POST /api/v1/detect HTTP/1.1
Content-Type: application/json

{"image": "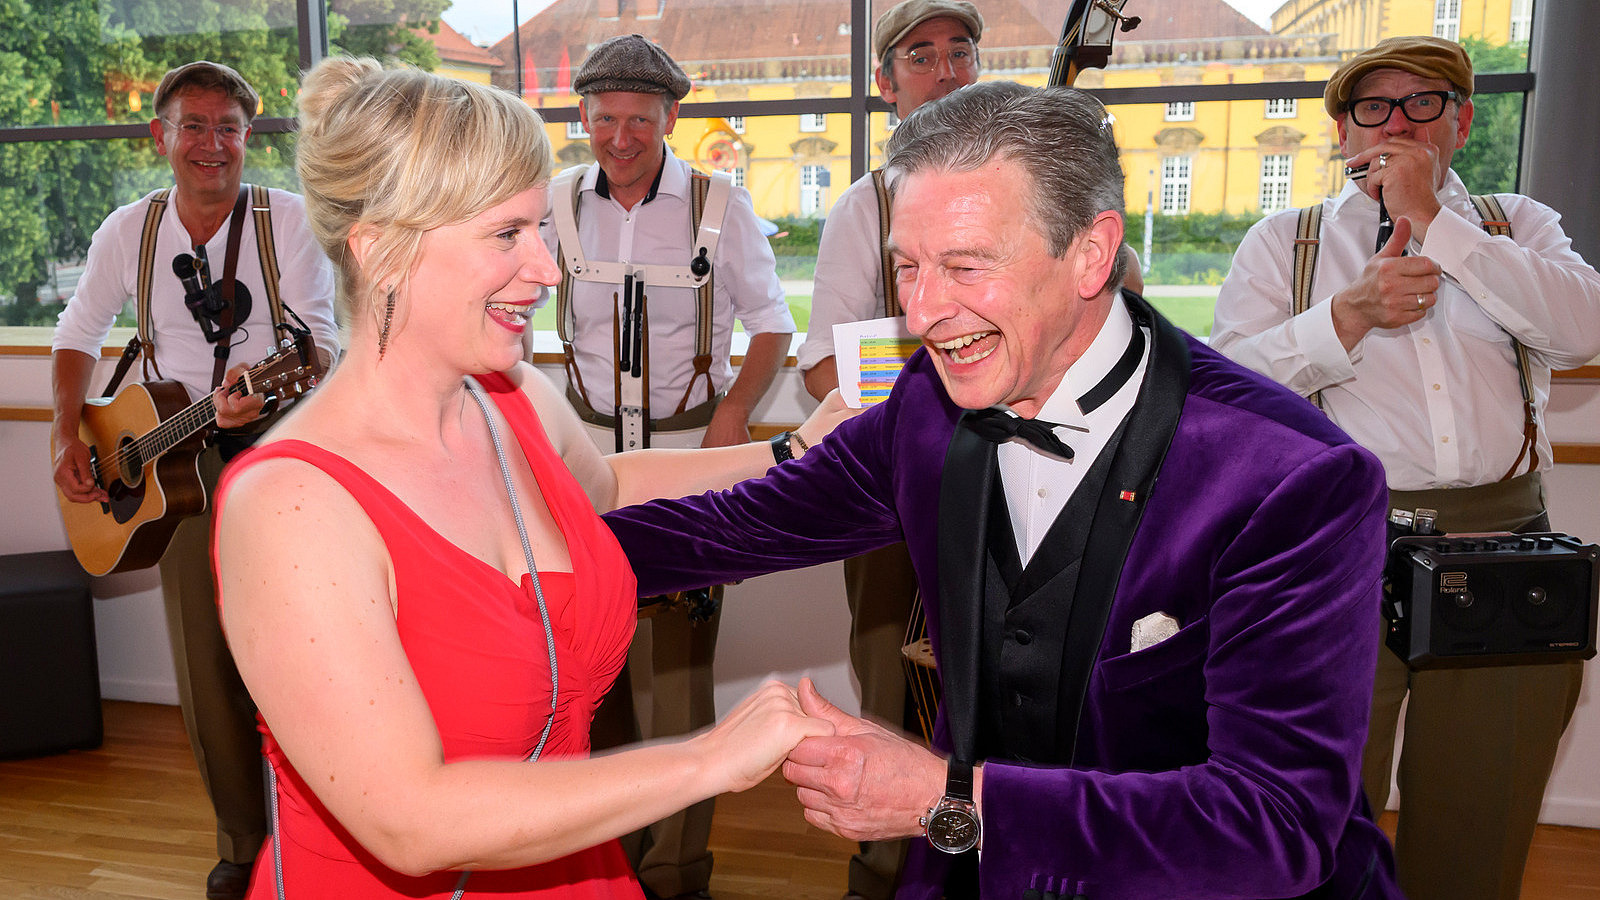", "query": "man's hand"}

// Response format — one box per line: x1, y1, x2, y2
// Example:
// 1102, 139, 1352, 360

1347, 136, 1445, 240
702, 401, 753, 448
214, 361, 268, 430
782, 678, 945, 842
1329, 217, 1443, 350
52, 432, 107, 504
